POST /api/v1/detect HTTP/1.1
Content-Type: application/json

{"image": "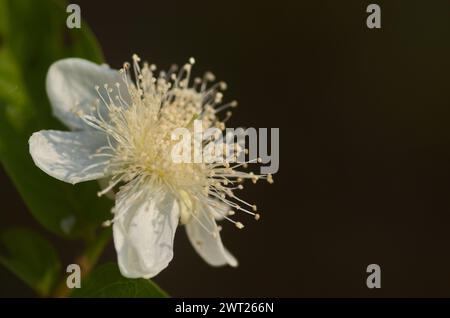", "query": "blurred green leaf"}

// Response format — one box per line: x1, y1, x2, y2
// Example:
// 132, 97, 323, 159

0, 0, 112, 238
71, 263, 169, 298
0, 228, 61, 297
